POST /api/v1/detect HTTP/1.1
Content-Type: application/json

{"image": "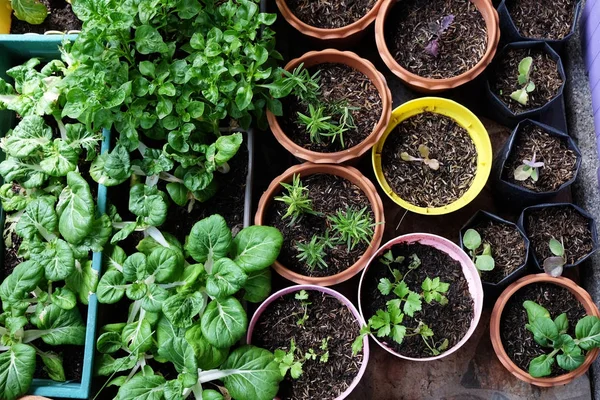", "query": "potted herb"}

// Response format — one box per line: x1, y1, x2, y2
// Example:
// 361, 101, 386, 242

255, 163, 385, 286
0, 0, 80, 35
374, 0, 500, 92
490, 274, 600, 387
275, 0, 384, 42
247, 285, 369, 399
486, 42, 566, 129
372, 97, 492, 215
518, 203, 599, 276
357, 233, 483, 360
497, 0, 582, 50
459, 211, 530, 297
267, 49, 392, 164
492, 120, 581, 207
